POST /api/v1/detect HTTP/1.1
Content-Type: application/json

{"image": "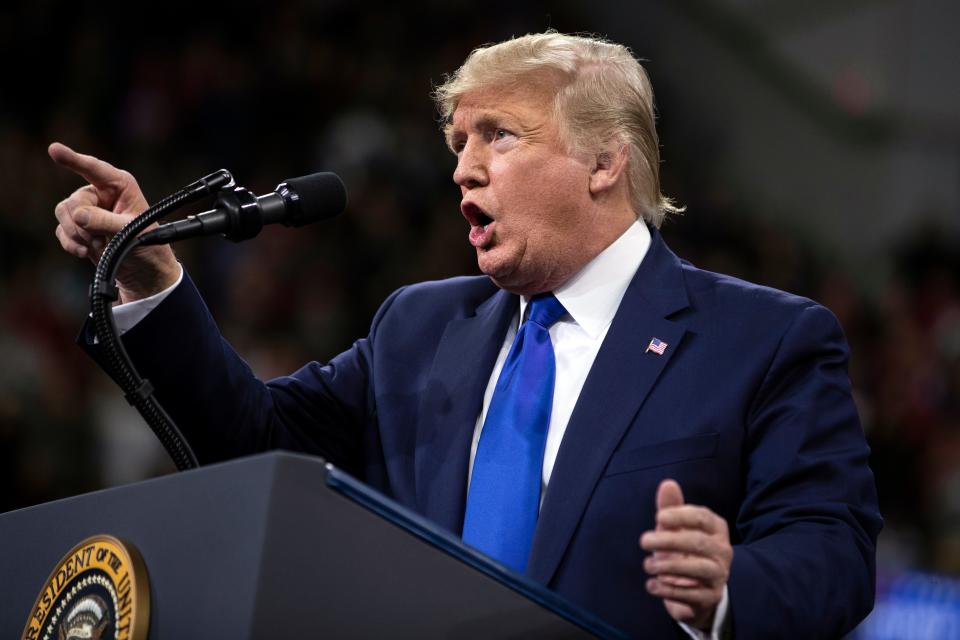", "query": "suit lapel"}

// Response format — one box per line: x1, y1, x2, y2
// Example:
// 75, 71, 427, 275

414, 287, 517, 534
527, 229, 690, 584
